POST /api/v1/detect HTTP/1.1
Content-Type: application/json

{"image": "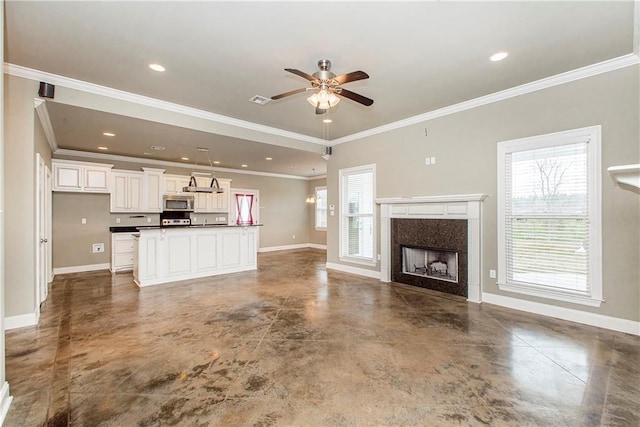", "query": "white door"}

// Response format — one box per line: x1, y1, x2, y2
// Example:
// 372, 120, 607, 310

36, 154, 50, 307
